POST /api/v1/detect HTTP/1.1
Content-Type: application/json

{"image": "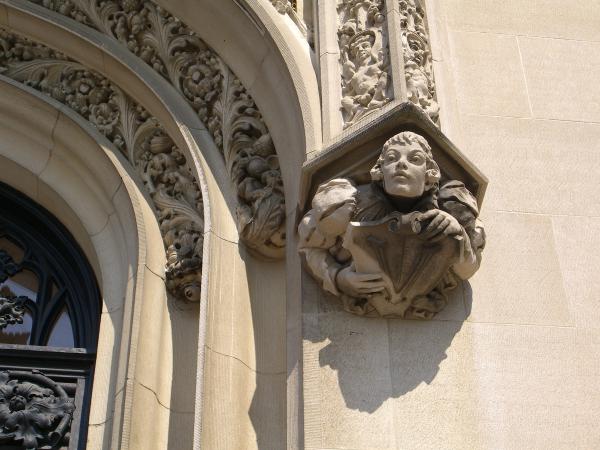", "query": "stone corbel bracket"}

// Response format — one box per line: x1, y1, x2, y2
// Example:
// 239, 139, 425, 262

298, 102, 487, 319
